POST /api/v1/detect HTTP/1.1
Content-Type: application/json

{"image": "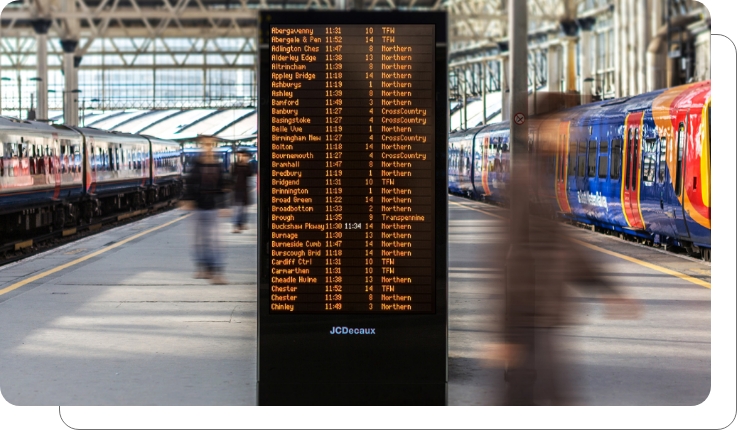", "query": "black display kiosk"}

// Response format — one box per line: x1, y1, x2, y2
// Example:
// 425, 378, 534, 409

257, 10, 448, 405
